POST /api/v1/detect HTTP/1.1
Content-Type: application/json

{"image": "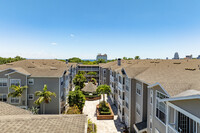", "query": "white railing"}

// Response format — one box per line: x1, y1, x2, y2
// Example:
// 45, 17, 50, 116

118, 83, 123, 91
168, 125, 179, 133
118, 95, 125, 106
110, 75, 114, 82
79, 68, 99, 71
